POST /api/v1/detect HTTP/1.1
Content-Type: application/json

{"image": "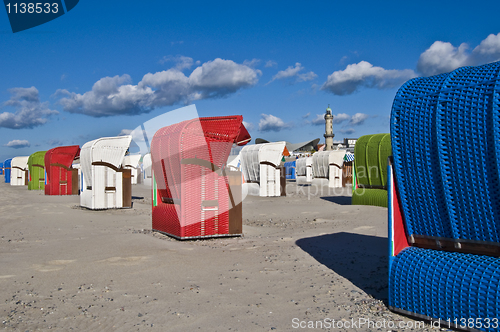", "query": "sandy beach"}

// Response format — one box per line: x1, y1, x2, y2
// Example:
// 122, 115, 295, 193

0, 180, 435, 331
